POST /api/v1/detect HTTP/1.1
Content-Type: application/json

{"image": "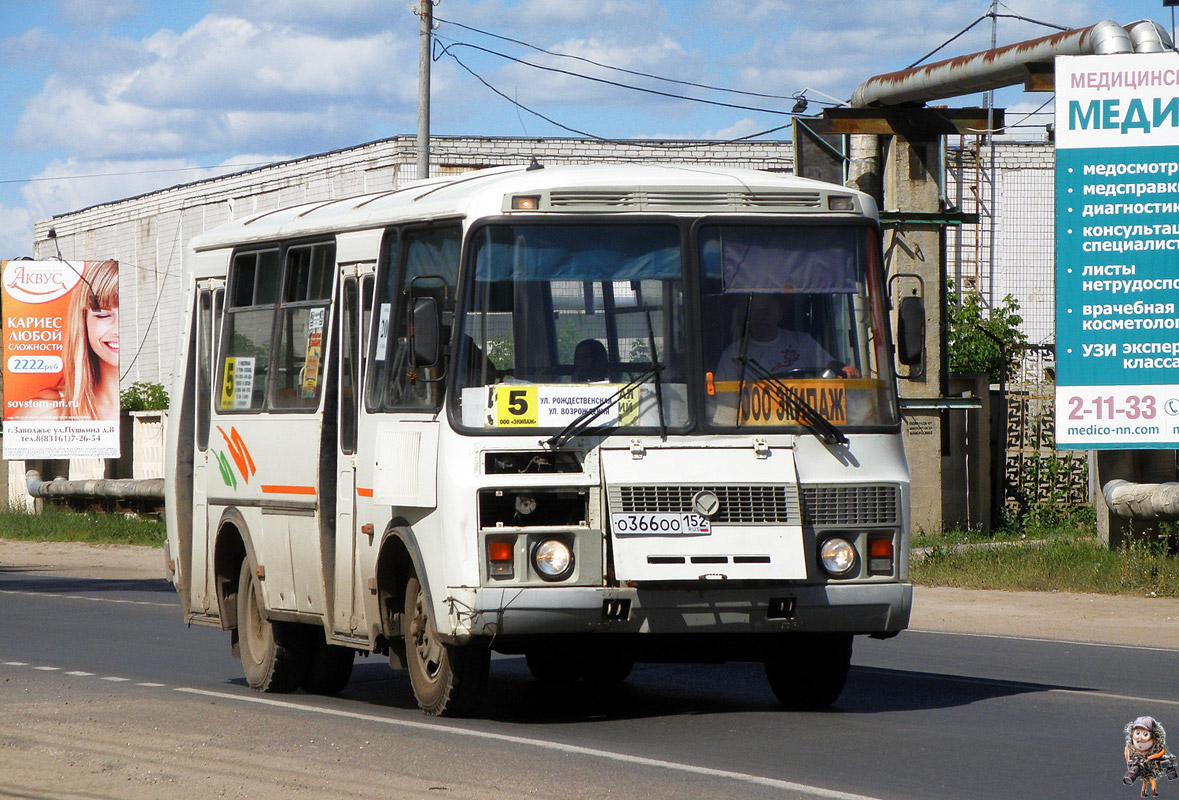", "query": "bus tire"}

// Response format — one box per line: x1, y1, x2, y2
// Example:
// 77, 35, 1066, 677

301, 639, 355, 695
764, 633, 853, 709
403, 575, 489, 716
236, 561, 310, 693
